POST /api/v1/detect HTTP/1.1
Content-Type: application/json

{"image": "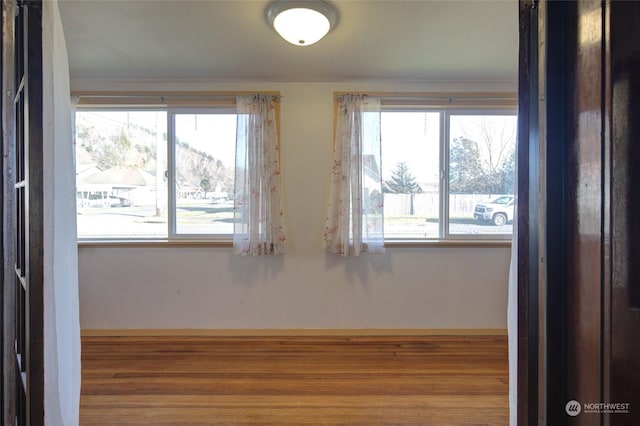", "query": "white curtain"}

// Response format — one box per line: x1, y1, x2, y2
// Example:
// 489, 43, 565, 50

324, 94, 384, 256
233, 94, 286, 255
42, 1, 81, 424
508, 220, 518, 425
